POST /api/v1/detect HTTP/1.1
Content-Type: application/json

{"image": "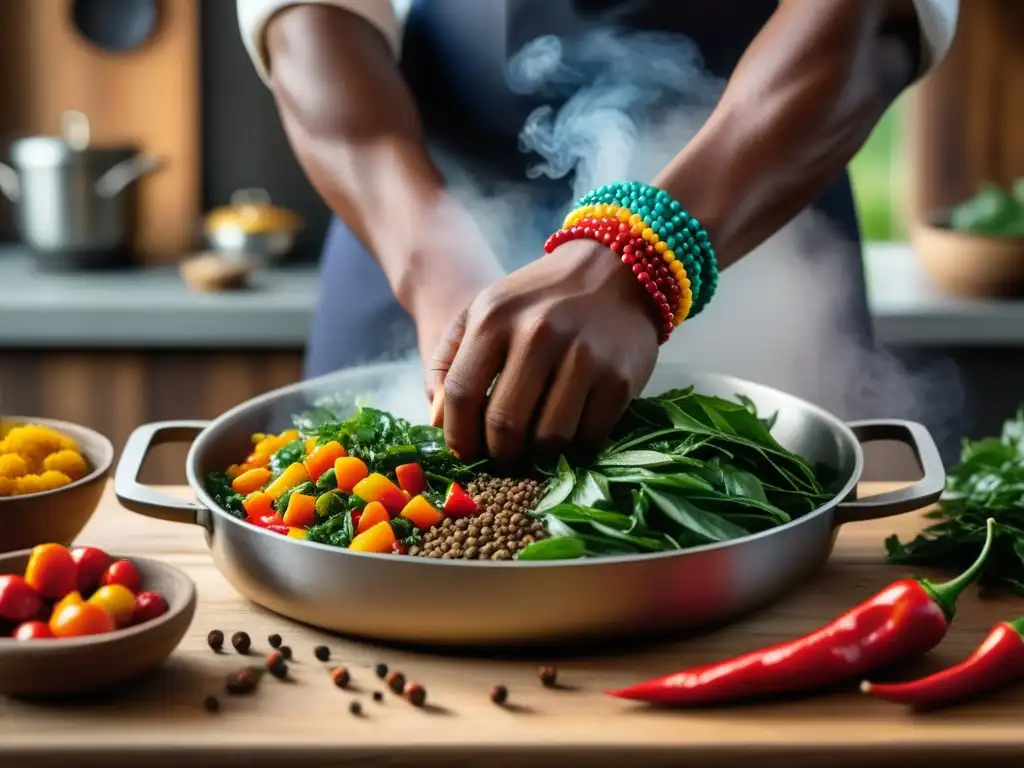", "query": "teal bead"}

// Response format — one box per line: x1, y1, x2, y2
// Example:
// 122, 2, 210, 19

663, 221, 675, 234
653, 203, 665, 216
666, 236, 677, 249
